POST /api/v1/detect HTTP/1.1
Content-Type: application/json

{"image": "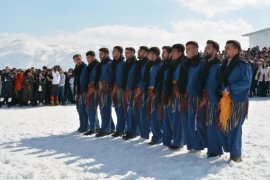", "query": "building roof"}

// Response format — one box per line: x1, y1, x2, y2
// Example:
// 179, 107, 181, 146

242, 27, 270, 36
